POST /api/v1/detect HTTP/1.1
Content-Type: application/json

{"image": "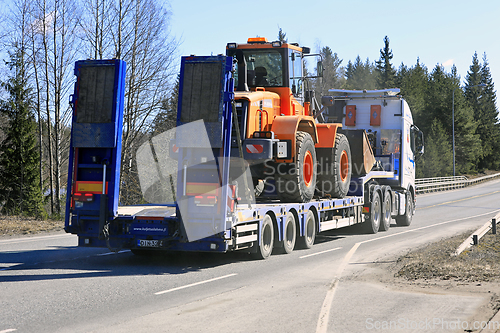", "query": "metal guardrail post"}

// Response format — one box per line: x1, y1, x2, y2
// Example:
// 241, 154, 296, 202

493, 218, 497, 235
